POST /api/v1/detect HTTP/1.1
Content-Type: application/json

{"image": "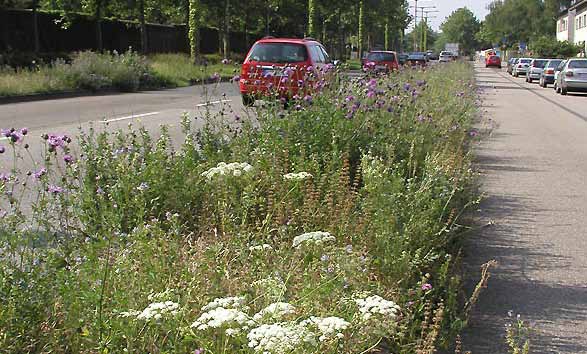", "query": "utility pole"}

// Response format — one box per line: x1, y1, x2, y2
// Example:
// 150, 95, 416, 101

421, 9, 438, 51
416, 5, 435, 51
409, 1, 434, 52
